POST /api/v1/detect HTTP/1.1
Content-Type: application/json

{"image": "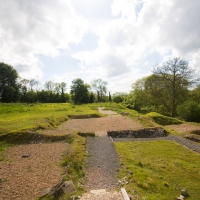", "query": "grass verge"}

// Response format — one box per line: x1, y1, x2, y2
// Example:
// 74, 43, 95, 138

0, 103, 100, 134
115, 140, 200, 200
